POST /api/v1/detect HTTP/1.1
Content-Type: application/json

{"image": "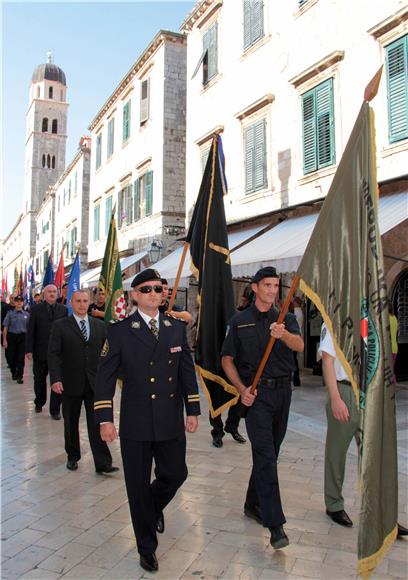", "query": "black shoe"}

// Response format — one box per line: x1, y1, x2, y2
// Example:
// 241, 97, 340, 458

35, 405, 42, 413
51, 413, 61, 420
244, 503, 263, 525
397, 523, 408, 538
12, 375, 18, 380
269, 525, 289, 549
66, 460, 78, 471
95, 465, 119, 474
16, 378, 24, 384
156, 510, 164, 534
212, 437, 223, 448
140, 553, 158, 572
225, 428, 246, 444
326, 509, 353, 527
